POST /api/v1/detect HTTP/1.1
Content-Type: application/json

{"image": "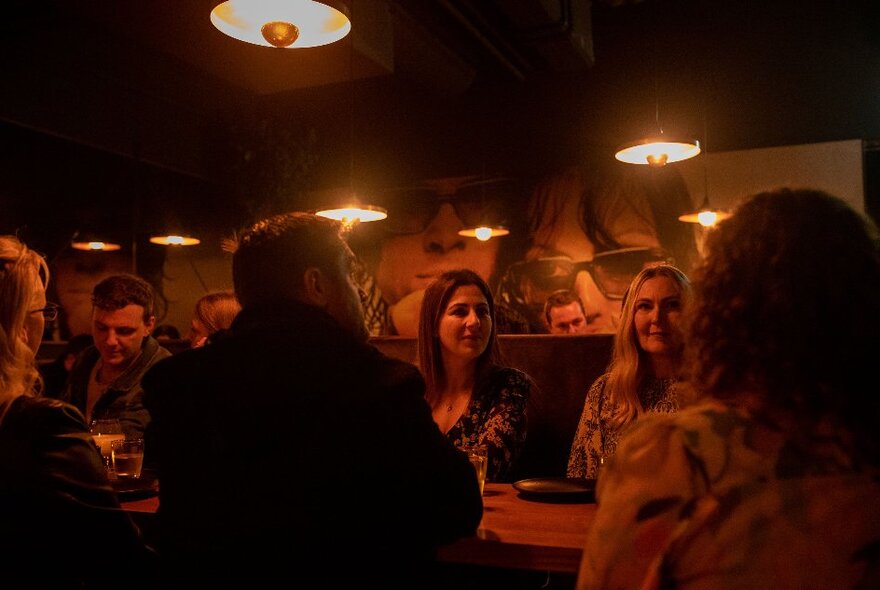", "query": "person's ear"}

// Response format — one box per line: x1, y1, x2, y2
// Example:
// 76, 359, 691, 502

302, 267, 330, 307
144, 316, 156, 334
